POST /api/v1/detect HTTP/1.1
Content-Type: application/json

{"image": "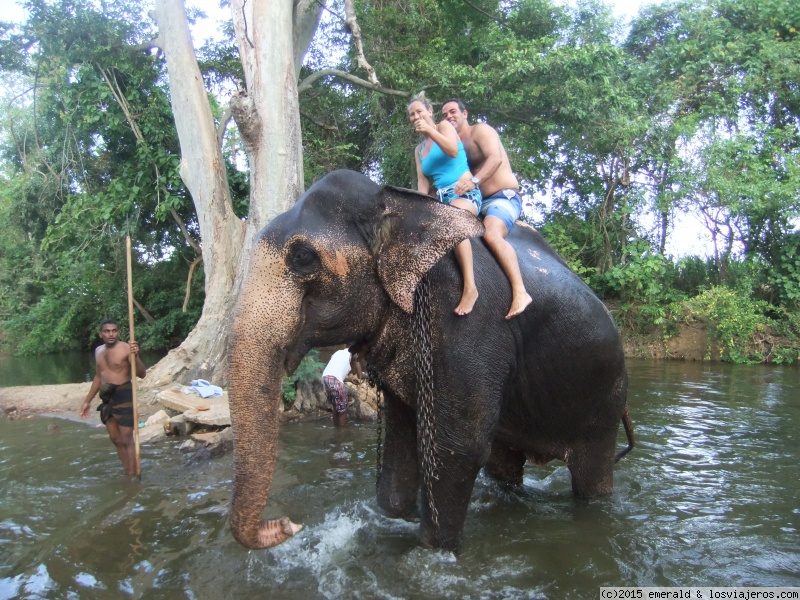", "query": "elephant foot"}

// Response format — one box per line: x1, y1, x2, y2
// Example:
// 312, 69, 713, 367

566, 440, 615, 497
485, 441, 526, 487
378, 490, 418, 520
419, 527, 462, 555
